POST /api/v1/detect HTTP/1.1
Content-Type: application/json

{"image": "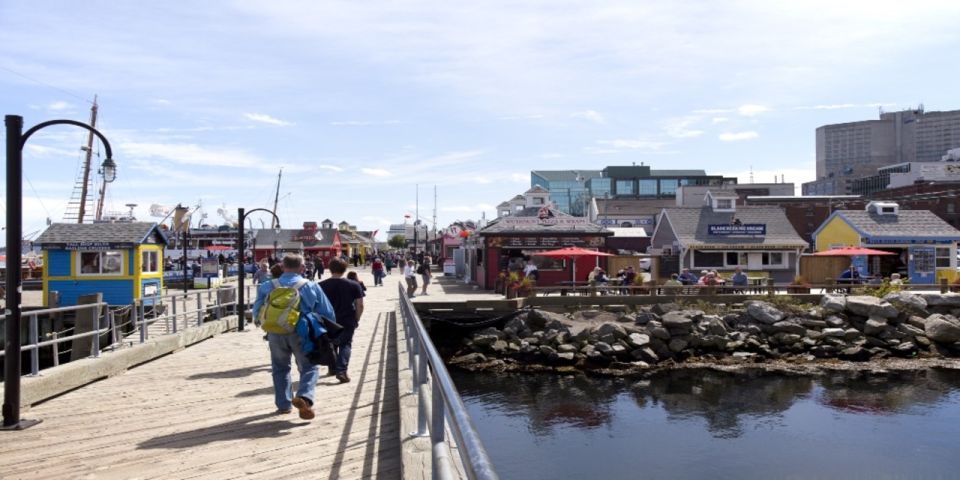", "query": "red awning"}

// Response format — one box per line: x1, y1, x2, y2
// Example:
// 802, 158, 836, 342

205, 245, 231, 251
812, 246, 896, 256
